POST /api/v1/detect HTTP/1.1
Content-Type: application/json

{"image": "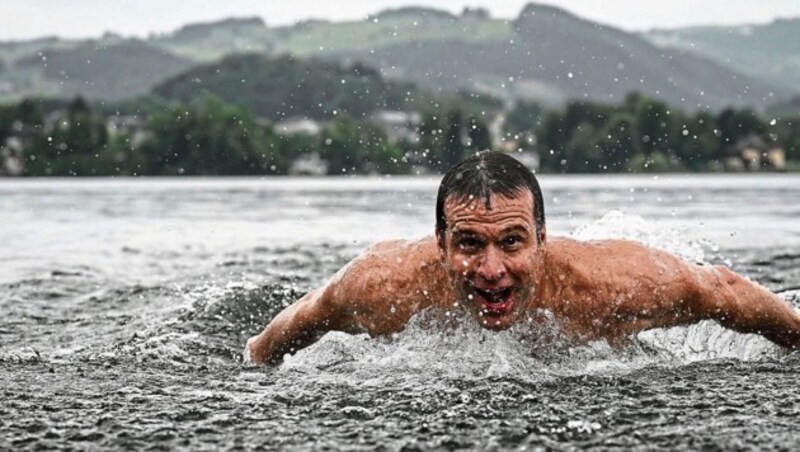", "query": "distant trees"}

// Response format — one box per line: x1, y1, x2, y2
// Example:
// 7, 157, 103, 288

152, 54, 426, 121
522, 93, 780, 173
2, 90, 800, 176
467, 115, 492, 152
319, 116, 407, 174
137, 96, 276, 175
22, 97, 113, 176
505, 101, 543, 136
416, 104, 492, 171
781, 119, 800, 164
3, 94, 418, 176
